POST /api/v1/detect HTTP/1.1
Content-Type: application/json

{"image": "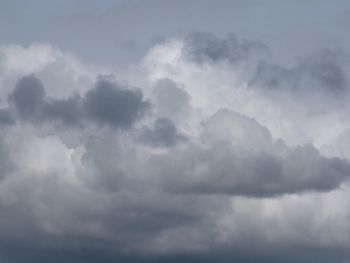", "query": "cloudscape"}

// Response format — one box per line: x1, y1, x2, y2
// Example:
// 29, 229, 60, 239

2, 1, 350, 262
